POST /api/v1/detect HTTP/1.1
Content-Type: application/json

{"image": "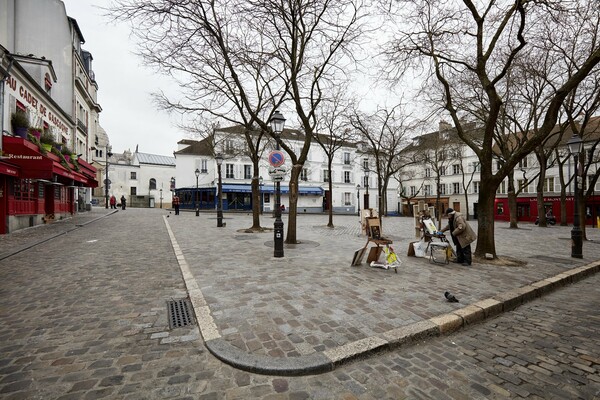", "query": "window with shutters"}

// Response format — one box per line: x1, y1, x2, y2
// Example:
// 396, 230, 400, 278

226, 164, 234, 179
